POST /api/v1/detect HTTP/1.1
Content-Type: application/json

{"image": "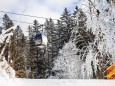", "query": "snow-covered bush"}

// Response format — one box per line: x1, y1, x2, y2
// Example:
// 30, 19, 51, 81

51, 41, 83, 79
0, 55, 15, 78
